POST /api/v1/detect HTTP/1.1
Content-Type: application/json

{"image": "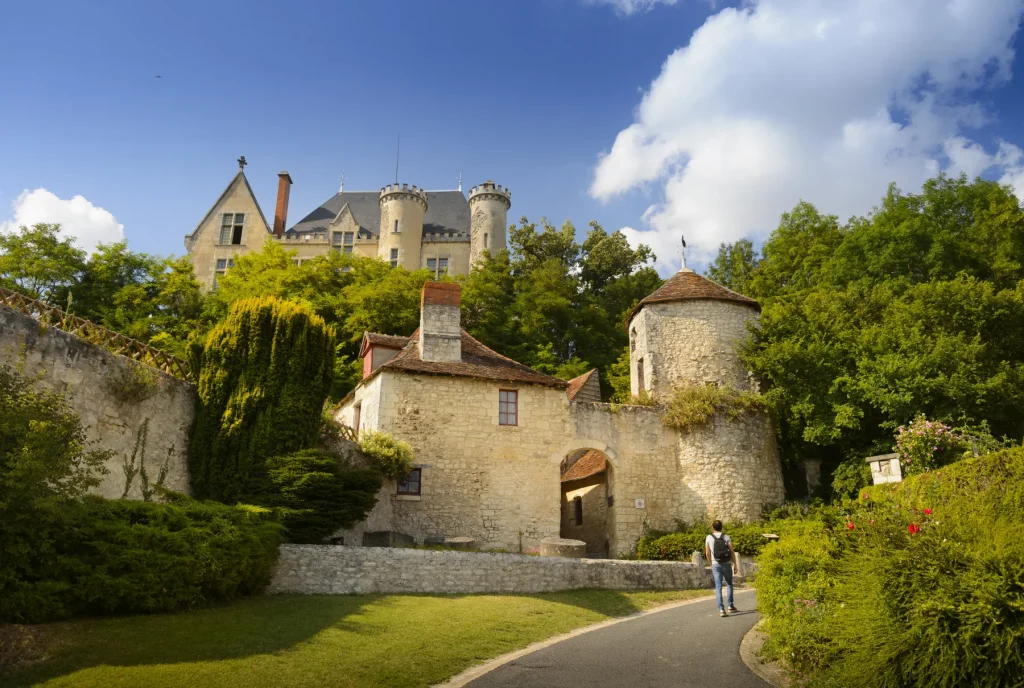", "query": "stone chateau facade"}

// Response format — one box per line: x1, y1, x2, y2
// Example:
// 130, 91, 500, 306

335, 274, 785, 557
184, 159, 510, 290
